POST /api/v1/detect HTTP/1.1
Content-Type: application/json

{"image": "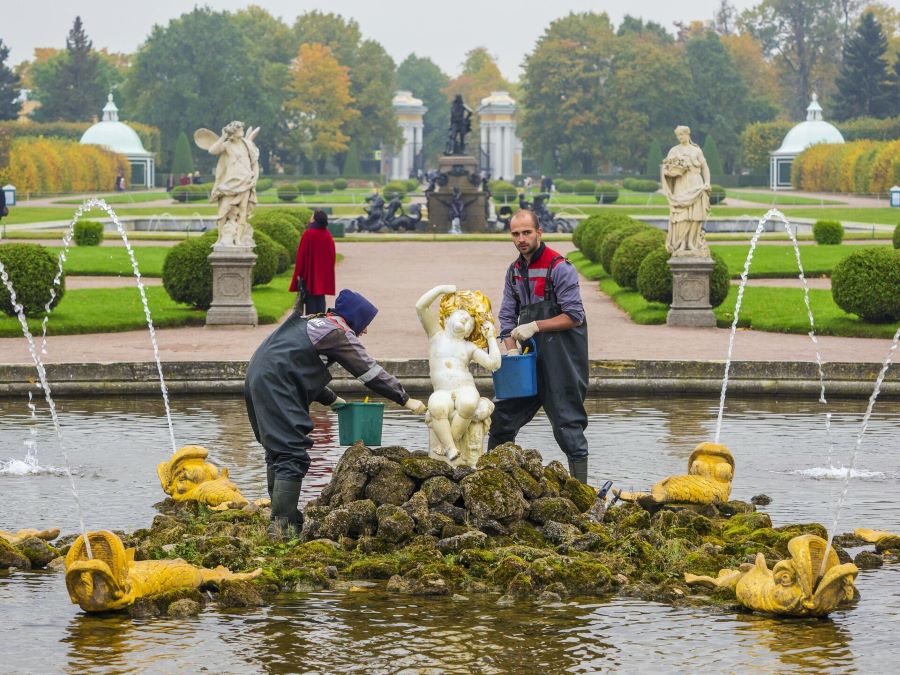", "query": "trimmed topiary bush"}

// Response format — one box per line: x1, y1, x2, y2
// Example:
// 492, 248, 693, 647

637, 247, 673, 303
555, 179, 574, 194
405, 178, 420, 192
162, 233, 216, 309
171, 185, 208, 202
611, 230, 667, 289
382, 180, 407, 199
0, 244, 65, 317
892, 222, 899, 249
708, 185, 726, 205
573, 180, 596, 196
832, 247, 900, 323
490, 180, 517, 203
636, 248, 730, 308
623, 178, 660, 192
317, 181, 334, 194
581, 213, 640, 263
73, 220, 104, 246
297, 180, 317, 195
256, 178, 274, 193
252, 230, 282, 286
253, 208, 310, 232
333, 178, 348, 190
600, 224, 645, 273
251, 215, 299, 273
276, 184, 298, 202
812, 220, 844, 245
596, 183, 620, 204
